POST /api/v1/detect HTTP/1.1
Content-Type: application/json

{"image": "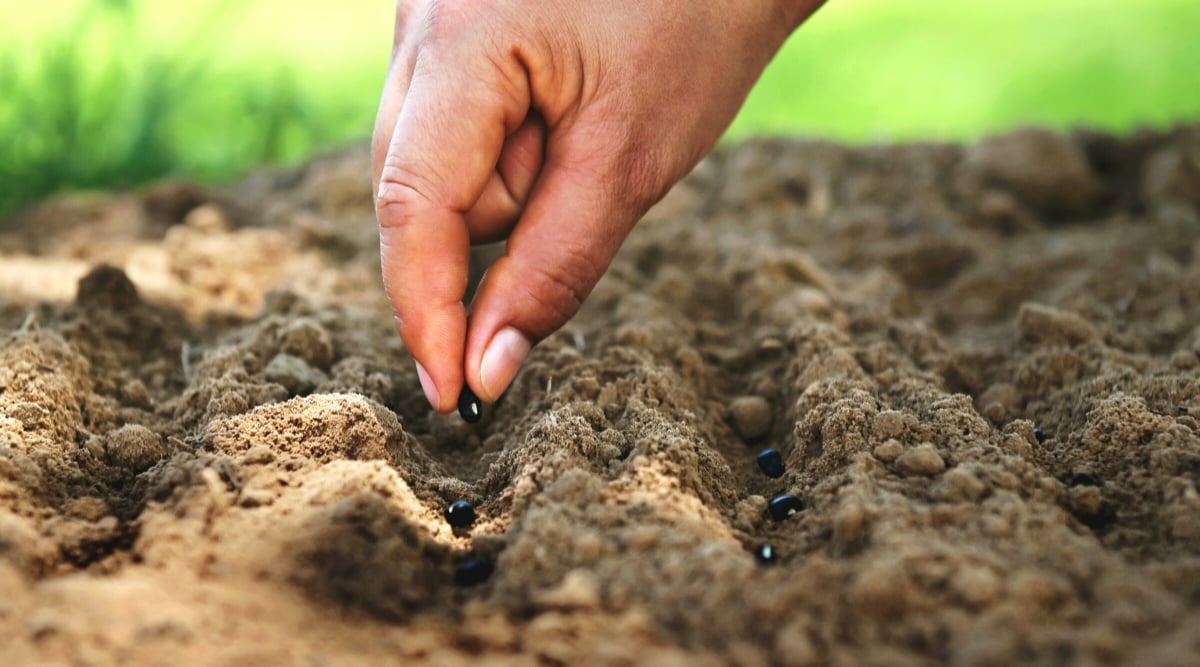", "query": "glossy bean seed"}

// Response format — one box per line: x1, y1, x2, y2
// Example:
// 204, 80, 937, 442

753, 542, 777, 566
1069, 472, 1097, 487
768, 495, 805, 522
445, 500, 477, 528
756, 449, 785, 478
458, 385, 482, 423
454, 558, 494, 586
